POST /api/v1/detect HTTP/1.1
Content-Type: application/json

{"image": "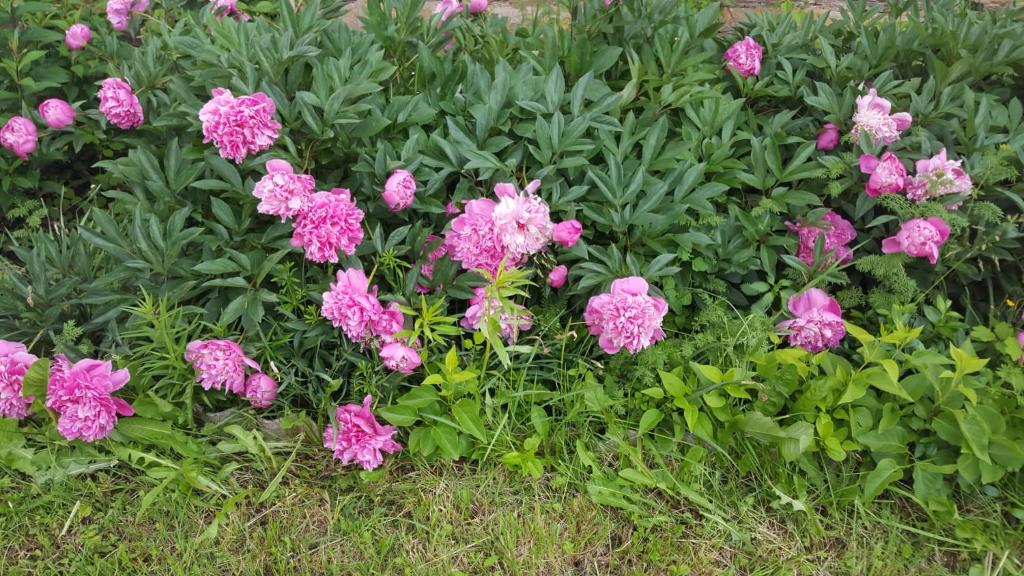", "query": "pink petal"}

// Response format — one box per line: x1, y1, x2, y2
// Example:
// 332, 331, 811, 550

859, 154, 879, 174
